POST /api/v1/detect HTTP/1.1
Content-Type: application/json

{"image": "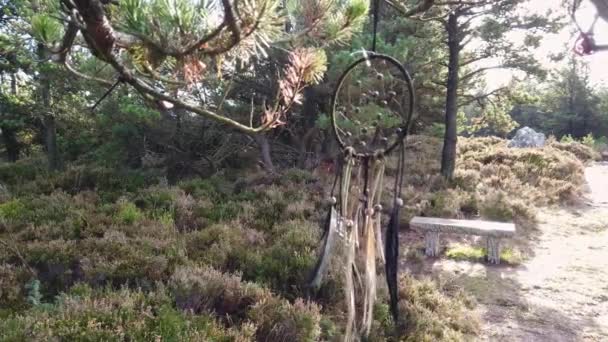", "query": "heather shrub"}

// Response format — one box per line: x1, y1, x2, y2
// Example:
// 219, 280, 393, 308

0, 264, 30, 311
256, 219, 320, 296
549, 140, 599, 163
478, 190, 515, 222
283, 168, 318, 184
184, 223, 253, 270
393, 275, 479, 341
0, 285, 255, 341
115, 200, 143, 225
170, 266, 270, 316
0, 157, 46, 187
249, 297, 322, 342
421, 189, 469, 219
